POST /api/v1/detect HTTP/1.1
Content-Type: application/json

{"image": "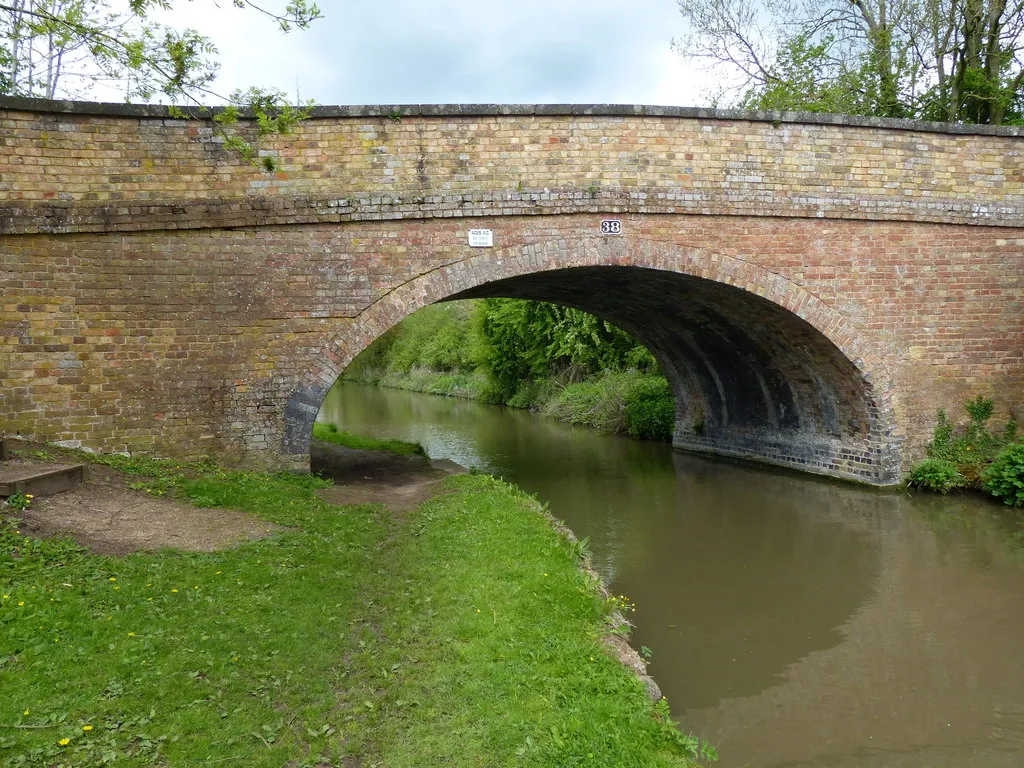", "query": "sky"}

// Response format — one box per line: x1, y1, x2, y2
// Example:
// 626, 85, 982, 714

140, 0, 716, 108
